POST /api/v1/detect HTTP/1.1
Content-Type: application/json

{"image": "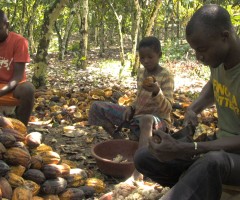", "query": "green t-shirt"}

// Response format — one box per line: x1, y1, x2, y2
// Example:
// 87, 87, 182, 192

211, 63, 240, 138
